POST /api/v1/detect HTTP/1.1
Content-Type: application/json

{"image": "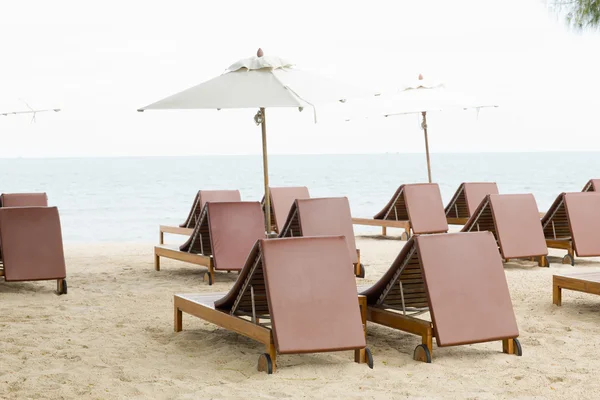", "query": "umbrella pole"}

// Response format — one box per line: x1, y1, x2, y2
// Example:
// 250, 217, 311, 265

260, 107, 271, 233
422, 111, 432, 183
